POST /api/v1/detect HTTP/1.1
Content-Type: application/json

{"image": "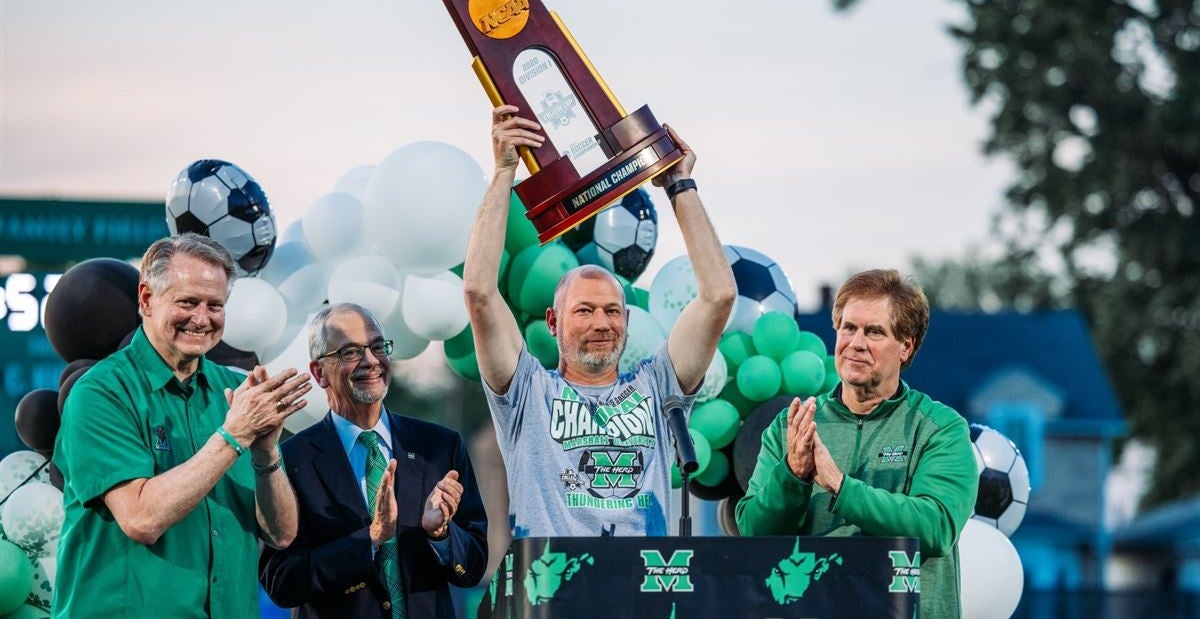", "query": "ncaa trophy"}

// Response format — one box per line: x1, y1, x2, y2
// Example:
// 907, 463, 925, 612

442, 0, 685, 243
